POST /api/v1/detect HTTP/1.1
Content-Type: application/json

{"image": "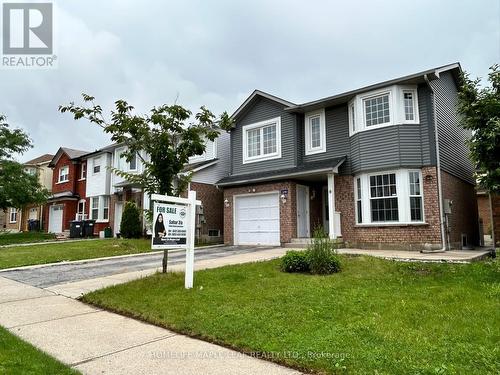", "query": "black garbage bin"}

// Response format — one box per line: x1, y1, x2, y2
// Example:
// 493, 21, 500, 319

31, 219, 40, 231
70, 220, 83, 238
83, 219, 96, 237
